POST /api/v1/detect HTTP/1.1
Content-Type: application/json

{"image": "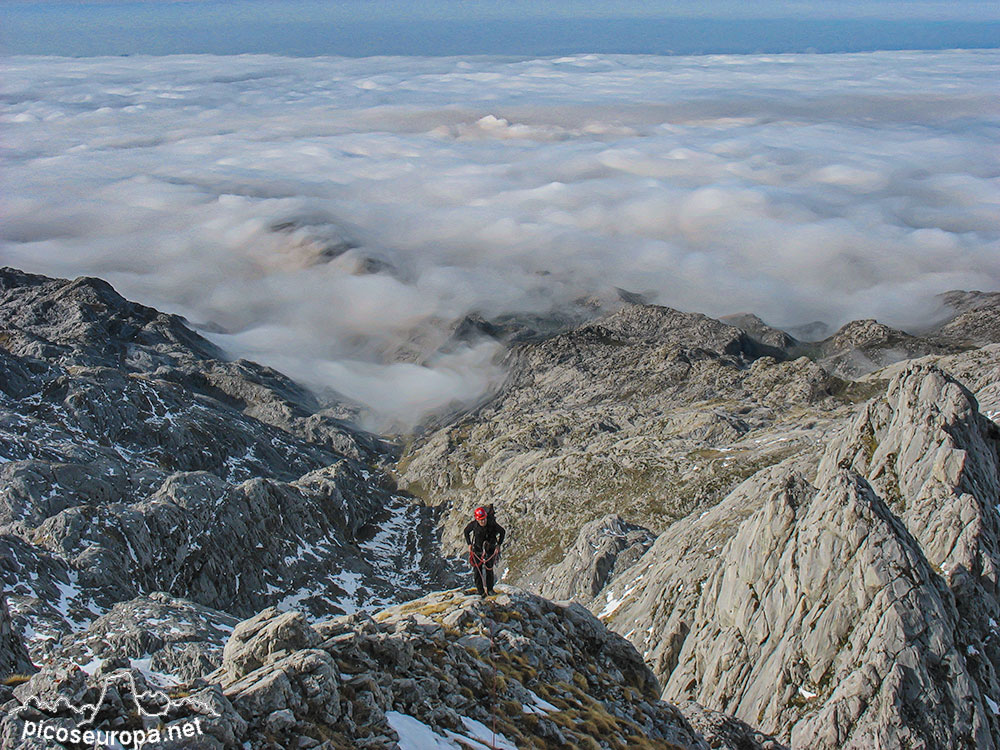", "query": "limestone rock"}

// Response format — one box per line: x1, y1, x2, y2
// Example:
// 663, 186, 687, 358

54, 593, 238, 683
599, 365, 1000, 749
0, 588, 713, 749
815, 318, 958, 379
931, 290, 1000, 347
863, 343, 1000, 422
539, 514, 655, 601
222, 608, 321, 680
678, 701, 786, 750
